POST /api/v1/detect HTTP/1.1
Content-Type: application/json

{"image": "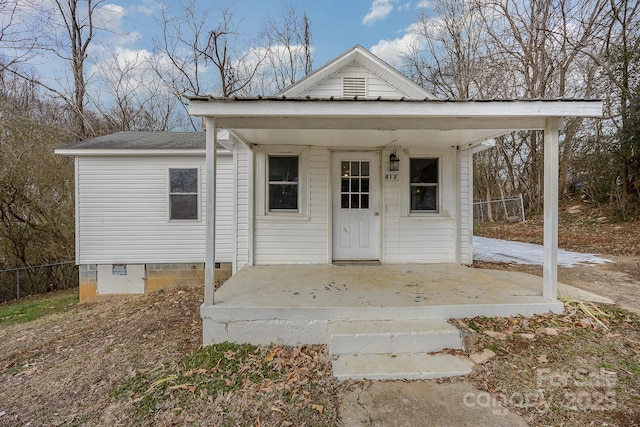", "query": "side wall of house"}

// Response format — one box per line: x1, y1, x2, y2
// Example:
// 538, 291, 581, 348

76, 152, 233, 300
76, 153, 232, 264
